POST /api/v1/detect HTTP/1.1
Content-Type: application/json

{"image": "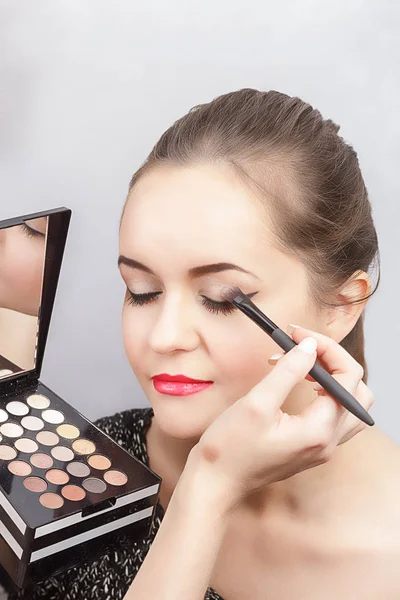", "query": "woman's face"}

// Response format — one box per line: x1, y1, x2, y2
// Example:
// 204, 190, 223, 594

119, 165, 326, 440
0, 217, 47, 316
